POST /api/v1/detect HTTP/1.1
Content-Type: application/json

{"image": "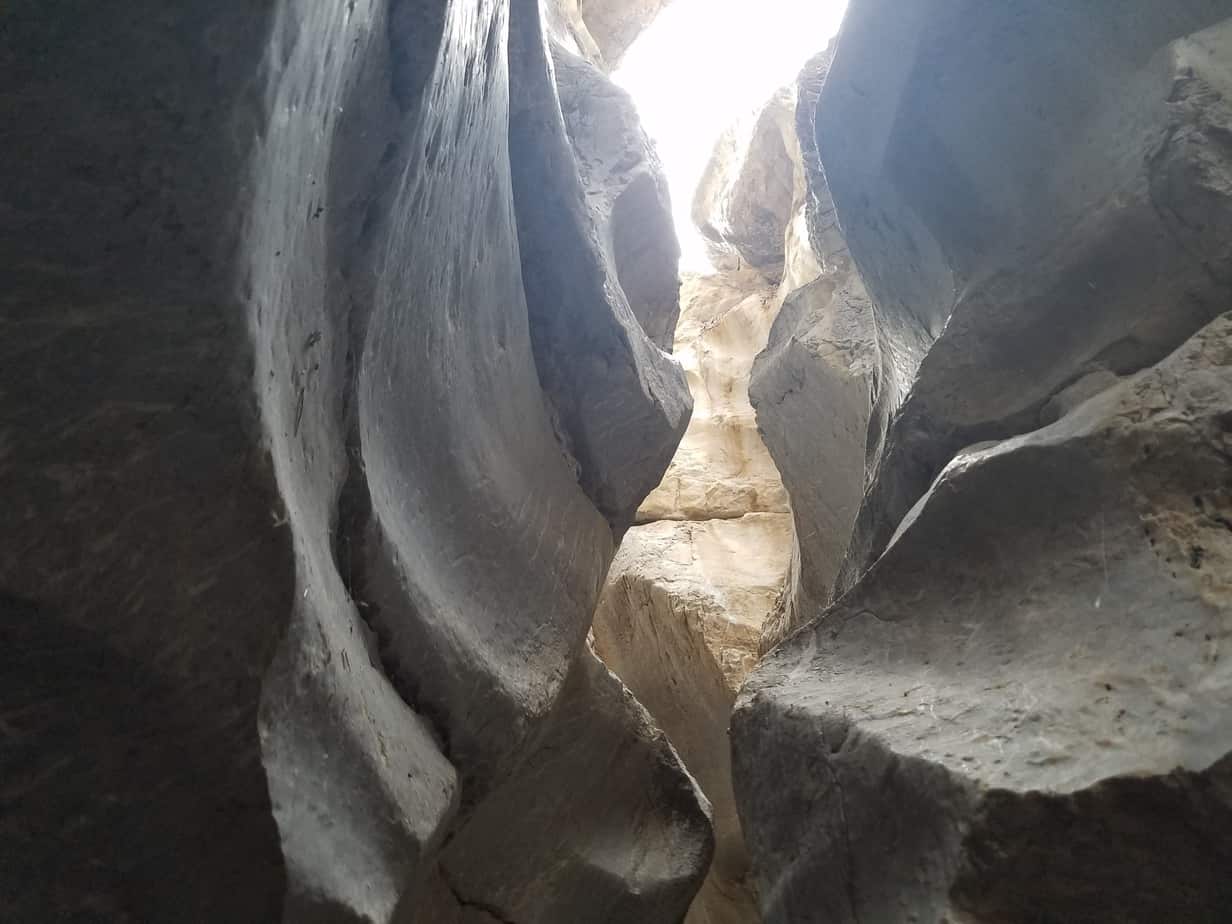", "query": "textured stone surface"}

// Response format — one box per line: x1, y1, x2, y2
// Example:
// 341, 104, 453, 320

822, 3, 1232, 596
1, 0, 706, 919
594, 513, 791, 924
436, 648, 715, 924
749, 49, 878, 652
577, 0, 675, 67
640, 271, 789, 523
734, 313, 1232, 923
692, 90, 798, 277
